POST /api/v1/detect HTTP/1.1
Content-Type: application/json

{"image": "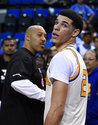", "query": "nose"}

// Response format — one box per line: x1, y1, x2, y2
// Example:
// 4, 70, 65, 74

42, 35, 46, 42
84, 59, 89, 64
53, 23, 60, 31
8, 45, 12, 49
41, 38, 46, 44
